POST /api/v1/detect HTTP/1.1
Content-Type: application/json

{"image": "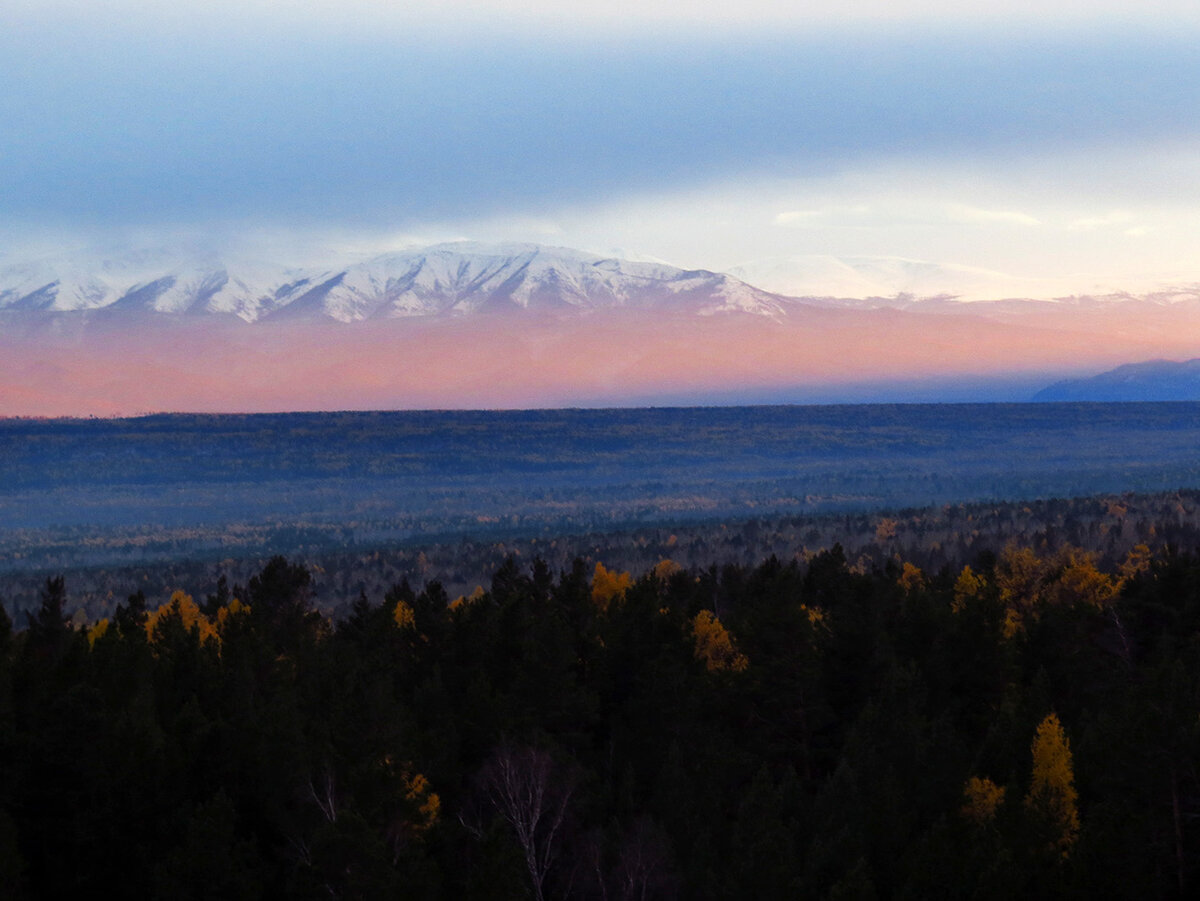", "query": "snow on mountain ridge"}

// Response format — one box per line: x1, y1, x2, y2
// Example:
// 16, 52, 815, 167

0, 242, 790, 323
6, 242, 1194, 323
